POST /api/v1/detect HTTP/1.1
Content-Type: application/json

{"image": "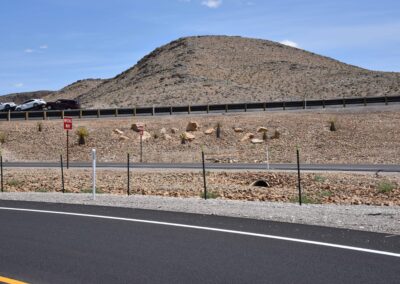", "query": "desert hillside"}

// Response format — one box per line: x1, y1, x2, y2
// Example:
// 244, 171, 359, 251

0, 79, 104, 104
2, 36, 400, 108
78, 36, 400, 108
